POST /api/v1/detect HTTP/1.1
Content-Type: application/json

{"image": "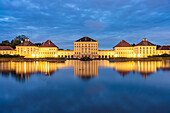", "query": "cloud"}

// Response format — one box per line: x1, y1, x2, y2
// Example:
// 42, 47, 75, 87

64, 3, 80, 11
0, 0, 170, 48
84, 20, 108, 31
17, 26, 37, 30
0, 17, 17, 22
